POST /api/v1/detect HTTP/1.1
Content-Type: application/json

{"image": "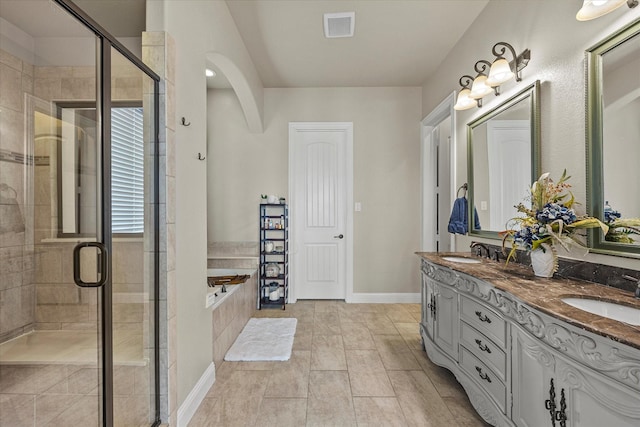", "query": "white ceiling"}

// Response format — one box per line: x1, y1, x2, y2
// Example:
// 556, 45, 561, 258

225, 0, 489, 88
0, 0, 488, 89
0, 0, 145, 38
